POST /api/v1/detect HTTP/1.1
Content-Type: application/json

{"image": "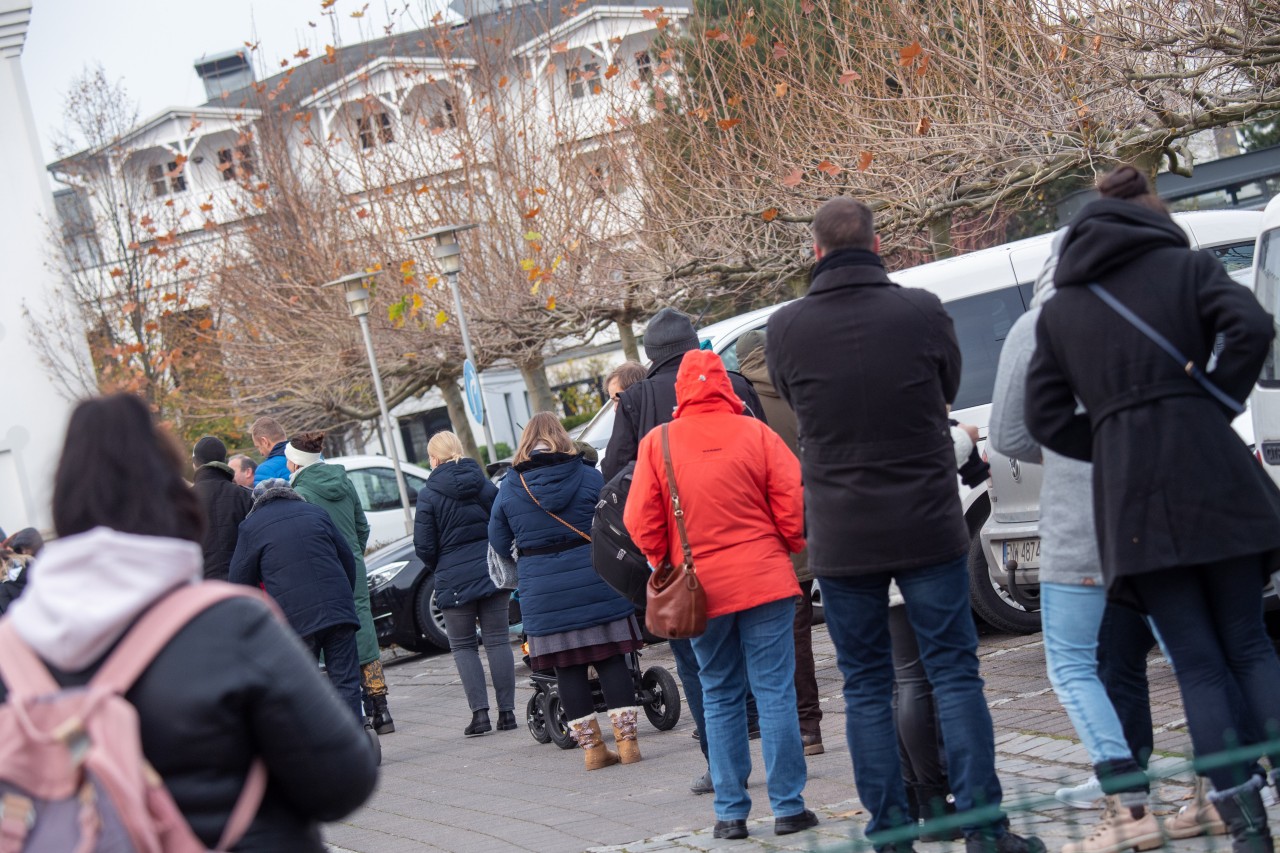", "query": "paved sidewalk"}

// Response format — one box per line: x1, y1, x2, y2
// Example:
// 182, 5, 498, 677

322, 623, 1228, 853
